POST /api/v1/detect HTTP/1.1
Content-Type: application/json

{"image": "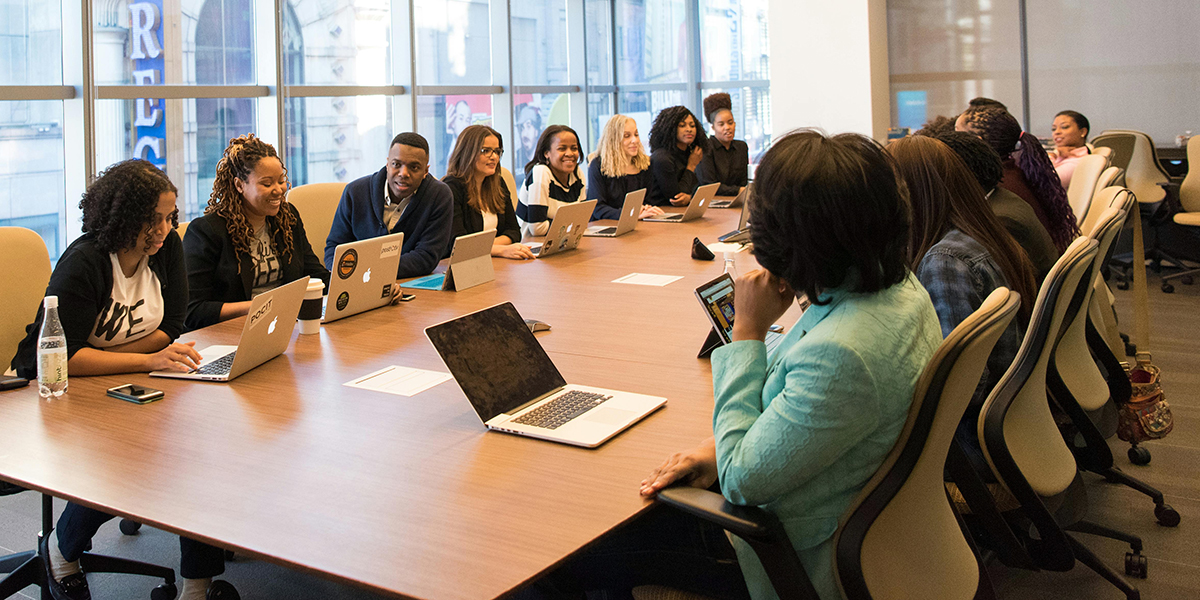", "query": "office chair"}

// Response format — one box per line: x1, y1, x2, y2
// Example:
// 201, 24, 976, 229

1066, 154, 1108, 224
286, 182, 347, 255
1159, 135, 1200, 293
0, 227, 178, 599
501, 167, 519, 211
976, 238, 1146, 600
656, 288, 1022, 600
176, 219, 190, 242
1092, 131, 1170, 205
